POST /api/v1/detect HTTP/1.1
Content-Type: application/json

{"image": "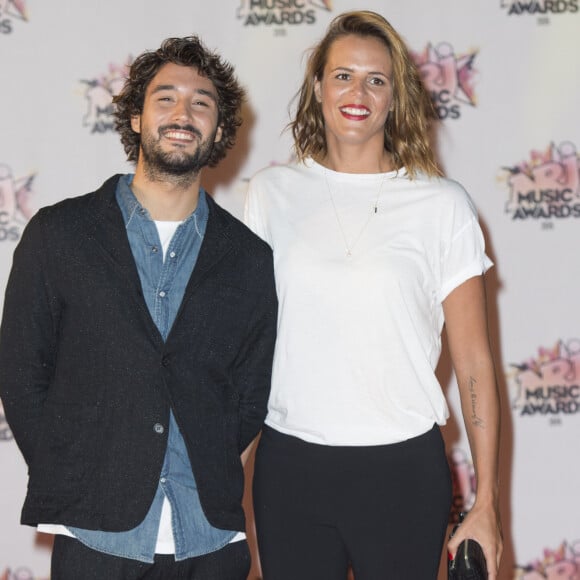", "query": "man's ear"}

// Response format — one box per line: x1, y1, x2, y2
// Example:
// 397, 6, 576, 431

214, 125, 223, 143
131, 114, 141, 134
